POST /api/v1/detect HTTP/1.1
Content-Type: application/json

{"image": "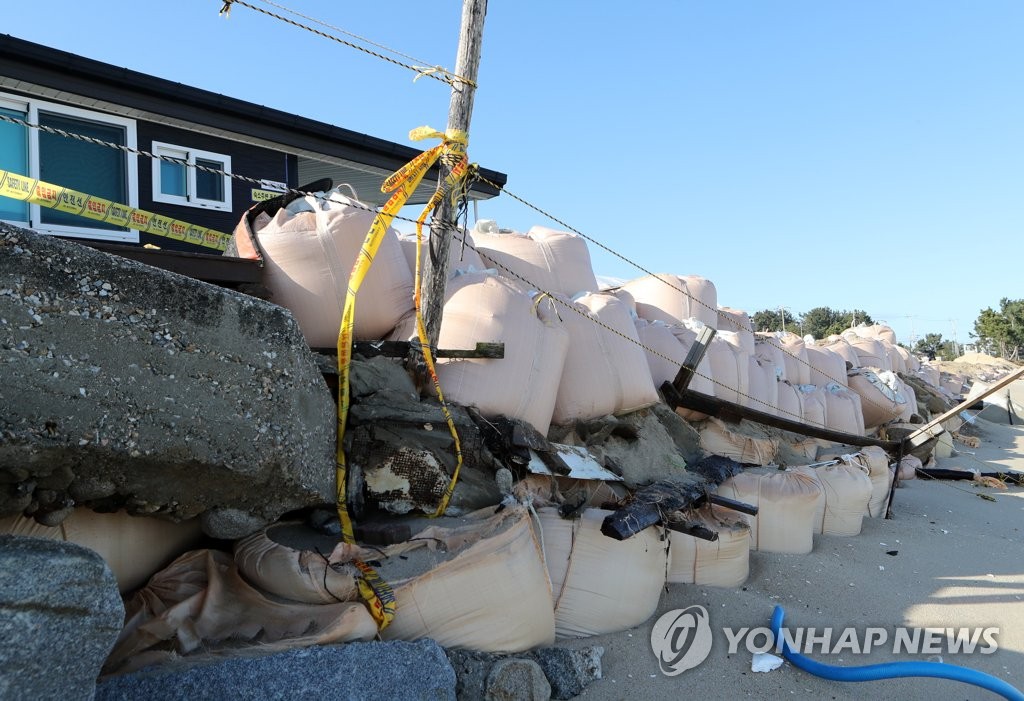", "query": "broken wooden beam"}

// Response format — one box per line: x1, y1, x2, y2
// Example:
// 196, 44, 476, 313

666, 521, 719, 542
703, 493, 759, 516
662, 384, 902, 451
671, 326, 716, 394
